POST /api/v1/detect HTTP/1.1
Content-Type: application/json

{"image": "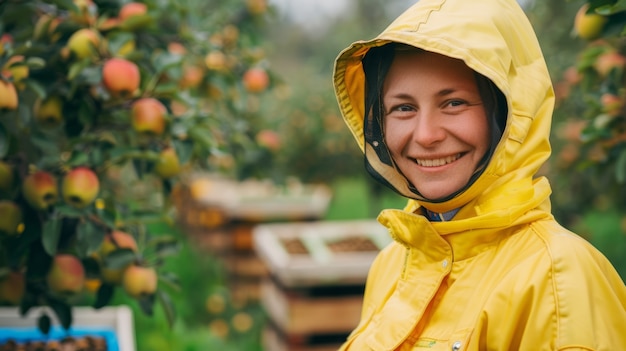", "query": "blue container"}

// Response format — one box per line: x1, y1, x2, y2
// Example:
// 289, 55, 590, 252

0, 326, 119, 350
